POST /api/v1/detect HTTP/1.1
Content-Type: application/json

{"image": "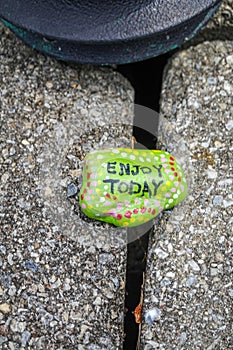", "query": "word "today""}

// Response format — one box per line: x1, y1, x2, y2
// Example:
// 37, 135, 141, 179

103, 179, 163, 197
